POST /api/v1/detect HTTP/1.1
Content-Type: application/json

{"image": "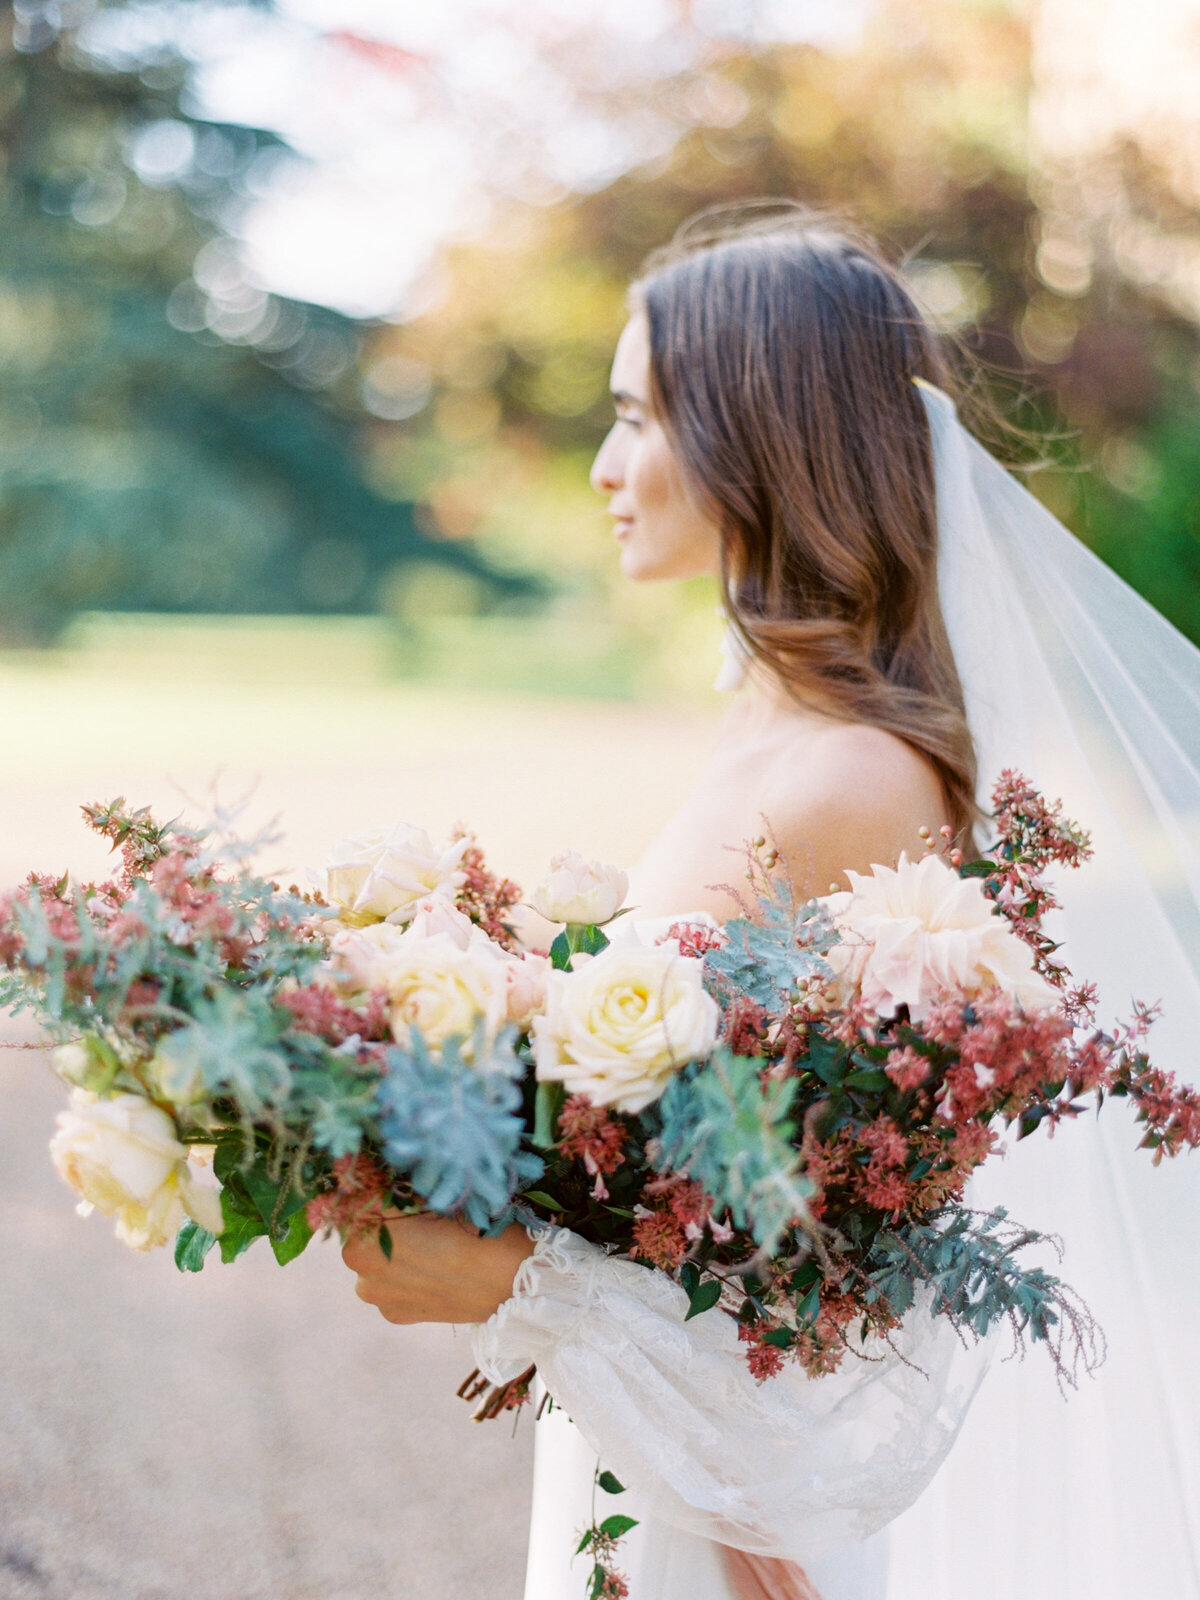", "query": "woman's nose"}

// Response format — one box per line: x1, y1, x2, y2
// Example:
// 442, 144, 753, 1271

589, 426, 624, 496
